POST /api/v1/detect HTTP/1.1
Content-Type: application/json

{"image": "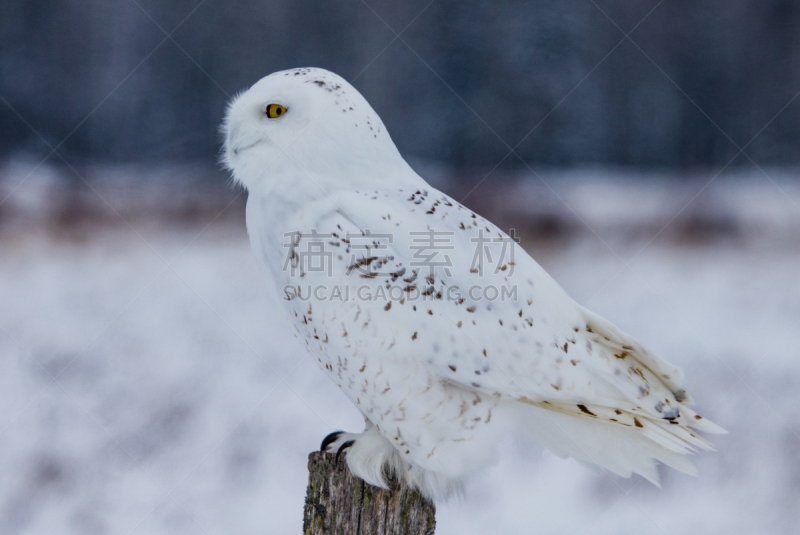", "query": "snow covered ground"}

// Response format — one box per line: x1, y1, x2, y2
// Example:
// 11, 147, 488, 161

1, 165, 799, 534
